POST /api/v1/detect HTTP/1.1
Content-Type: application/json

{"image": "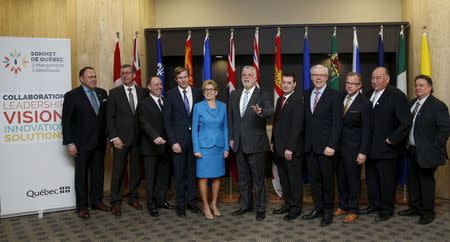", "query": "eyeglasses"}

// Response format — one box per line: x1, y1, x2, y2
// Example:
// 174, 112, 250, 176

120, 72, 133, 75
346, 82, 361, 86
311, 73, 328, 78
204, 88, 216, 92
